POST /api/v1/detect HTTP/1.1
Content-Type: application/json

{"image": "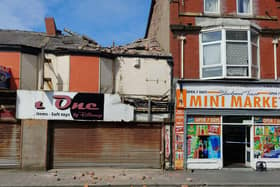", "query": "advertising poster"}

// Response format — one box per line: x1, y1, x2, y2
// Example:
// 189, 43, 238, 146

165, 126, 170, 159
175, 151, 184, 169
254, 126, 280, 159
187, 125, 221, 159
174, 109, 185, 169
